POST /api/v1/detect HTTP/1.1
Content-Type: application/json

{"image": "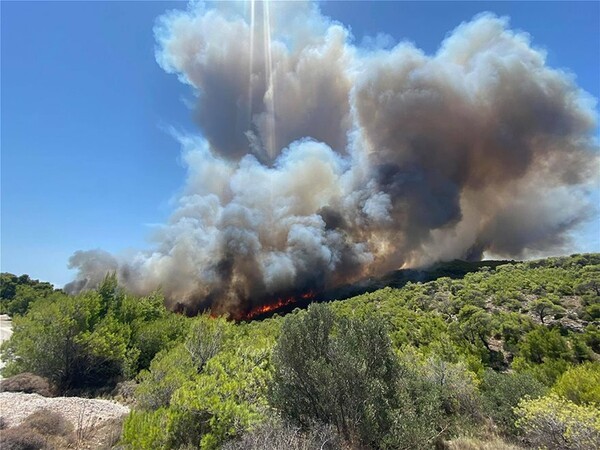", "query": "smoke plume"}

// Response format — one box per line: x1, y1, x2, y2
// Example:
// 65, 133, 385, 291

66, 1, 599, 316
